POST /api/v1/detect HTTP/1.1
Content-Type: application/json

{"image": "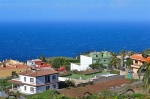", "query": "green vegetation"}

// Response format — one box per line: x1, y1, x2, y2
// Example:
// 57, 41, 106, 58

65, 71, 109, 80
110, 70, 120, 74
89, 63, 105, 69
40, 54, 46, 62
28, 90, 150, 99
28, 90, 71, 99
138, 51, 150, 93
0, 78, 13, 91
65, 80, 75, 88
46, 57, 79, 70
